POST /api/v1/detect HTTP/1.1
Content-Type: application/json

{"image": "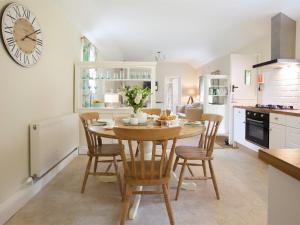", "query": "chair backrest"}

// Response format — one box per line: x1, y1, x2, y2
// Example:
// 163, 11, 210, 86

113, 127, 181, 181
186, 108, 203, 121
141, 108, 161, 116
79, 112, 100, 155
198, 114, 223, 157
